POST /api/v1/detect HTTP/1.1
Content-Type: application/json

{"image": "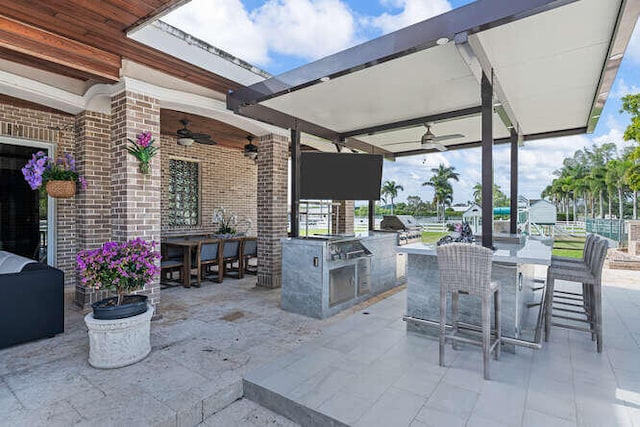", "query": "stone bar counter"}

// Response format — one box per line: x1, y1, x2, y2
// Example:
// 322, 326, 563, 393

281, 232, 402, 319
398, 235, 553, 349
